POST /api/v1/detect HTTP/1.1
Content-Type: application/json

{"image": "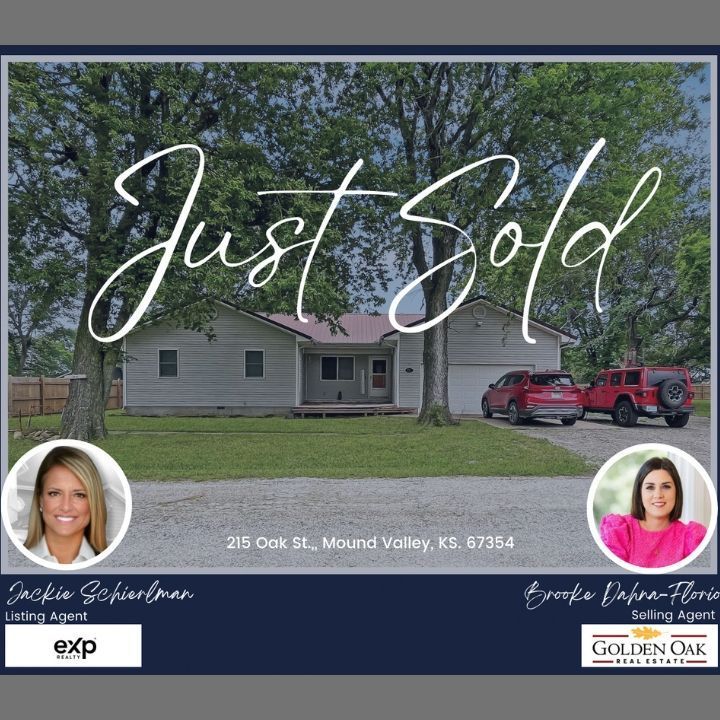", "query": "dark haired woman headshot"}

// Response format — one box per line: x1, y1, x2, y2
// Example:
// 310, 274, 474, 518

599, 456, 707, 568
24, 446, 108, 564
